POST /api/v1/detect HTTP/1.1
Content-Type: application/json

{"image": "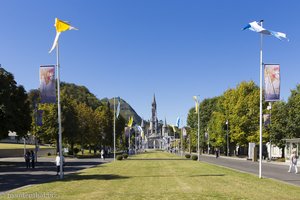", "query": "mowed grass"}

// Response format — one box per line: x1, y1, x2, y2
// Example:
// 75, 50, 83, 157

0, 143, 53, 149
3, 152, 300, 200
